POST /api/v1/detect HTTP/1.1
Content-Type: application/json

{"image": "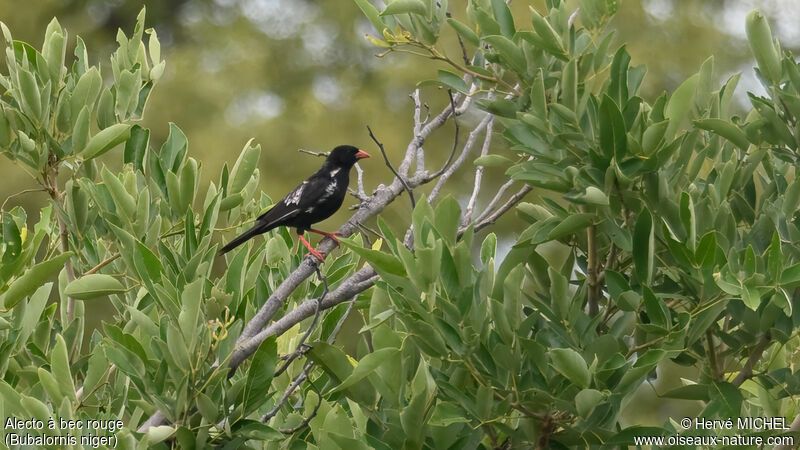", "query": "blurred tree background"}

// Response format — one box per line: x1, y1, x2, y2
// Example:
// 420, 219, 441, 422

2, 0, 798, 229
3, 0, 800, 437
